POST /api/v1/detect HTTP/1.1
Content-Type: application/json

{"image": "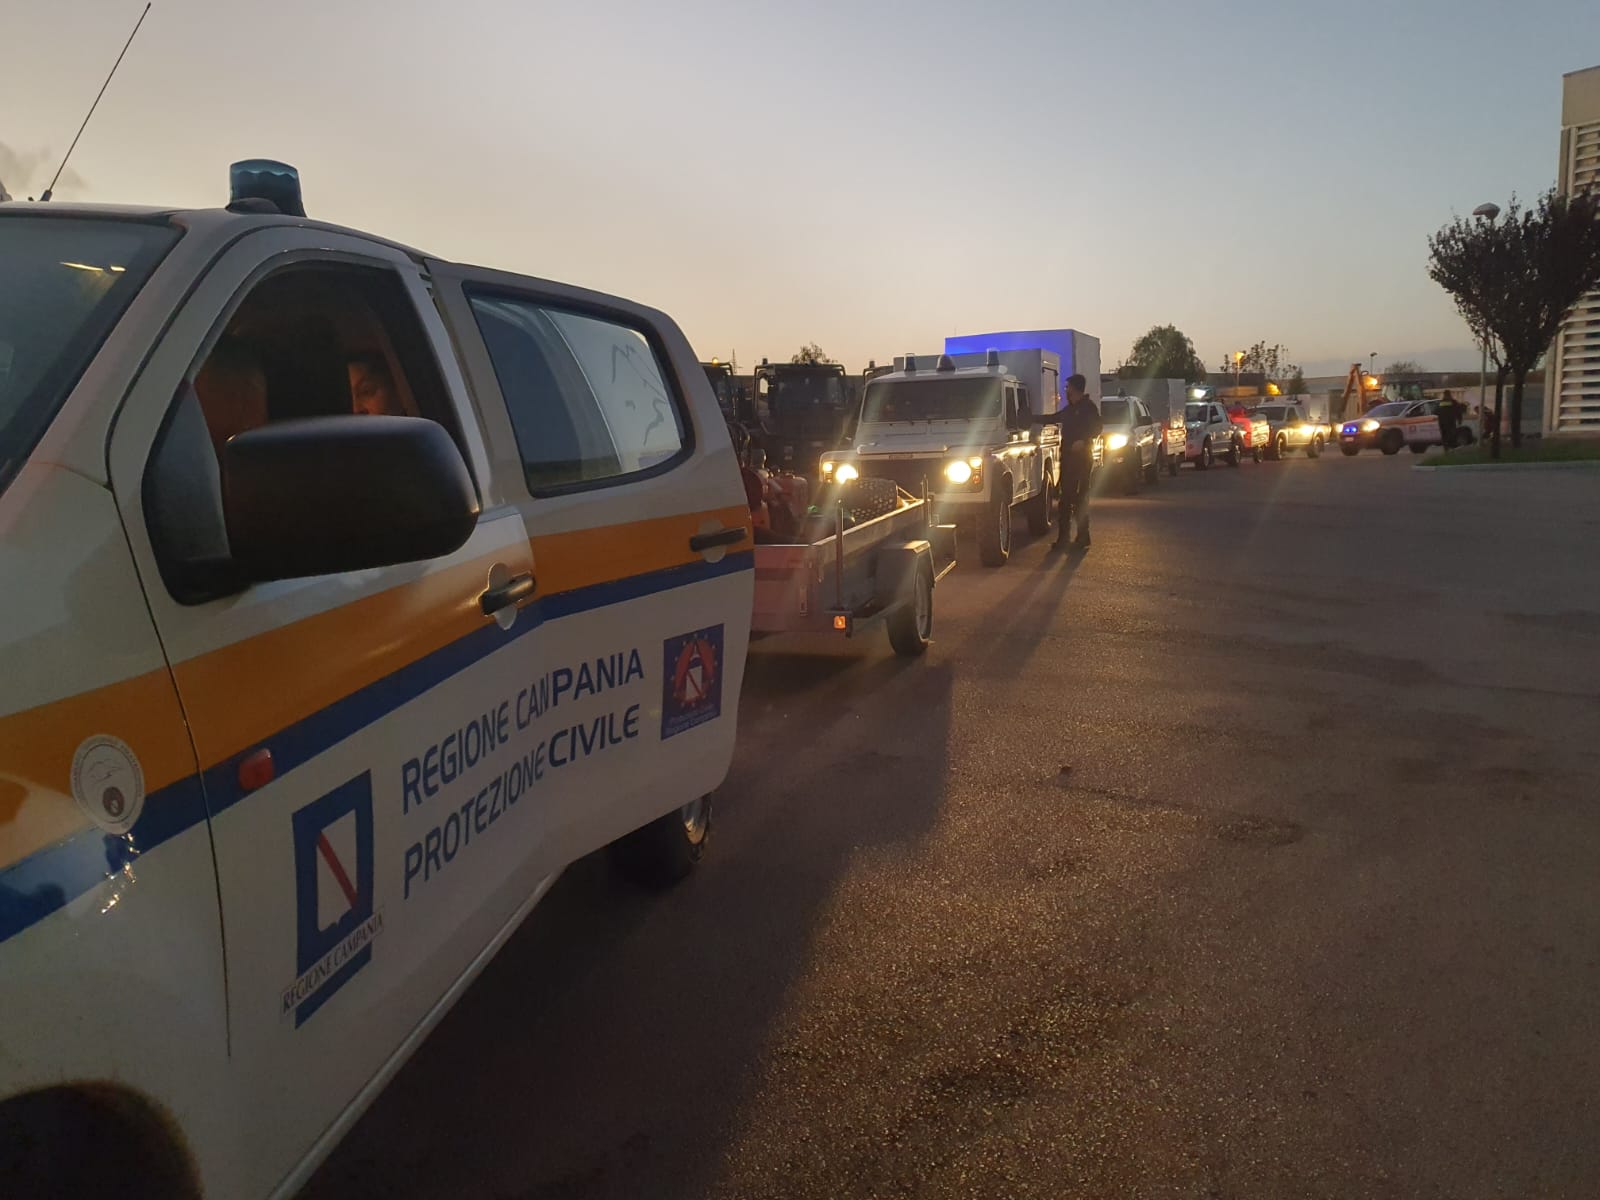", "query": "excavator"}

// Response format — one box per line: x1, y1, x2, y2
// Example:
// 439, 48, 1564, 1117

1338, 363, 1386, 421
